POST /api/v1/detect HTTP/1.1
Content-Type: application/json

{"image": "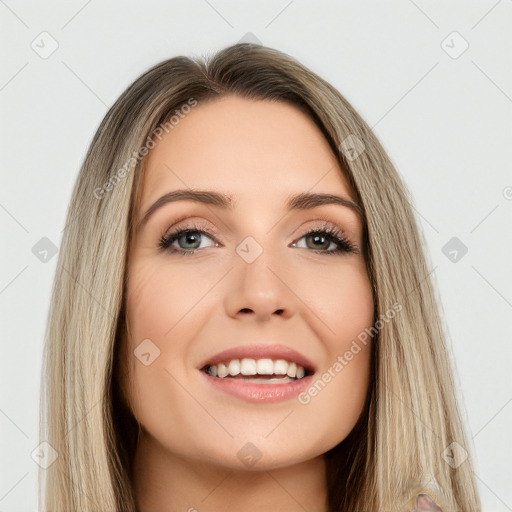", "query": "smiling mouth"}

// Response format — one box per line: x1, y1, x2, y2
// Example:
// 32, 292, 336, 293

202, 357, 312, 383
